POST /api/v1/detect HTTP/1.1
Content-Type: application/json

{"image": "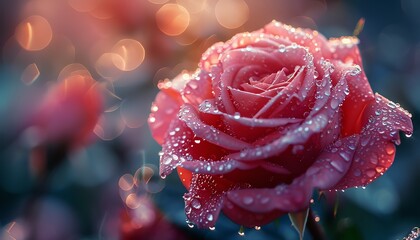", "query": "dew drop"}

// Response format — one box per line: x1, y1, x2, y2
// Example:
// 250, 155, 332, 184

188, 223, 195, 228
353, 169, 361, 177
206, 213, 214, 221
185, 206, 192, 214
238, 226, 245, 236
260, 197, 270, 204
385, 143, 395, 155
330, 160, 345, 173
191, 199, 201, 209
405, 132, 413, 138
339, 152, 350, 161
209, 226, 215, 231
344, 88, 350, 95
164, 157, 173, 165
361, 135, 370, 147
255, 226, 261, 230
330, 98, 340, 109
233, 112, 241, 119
375, 166, 385, 173
369, 155, 378, 164
189, 80, 198, 90
365, 169, 376, 178
242, 196, 254, 205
